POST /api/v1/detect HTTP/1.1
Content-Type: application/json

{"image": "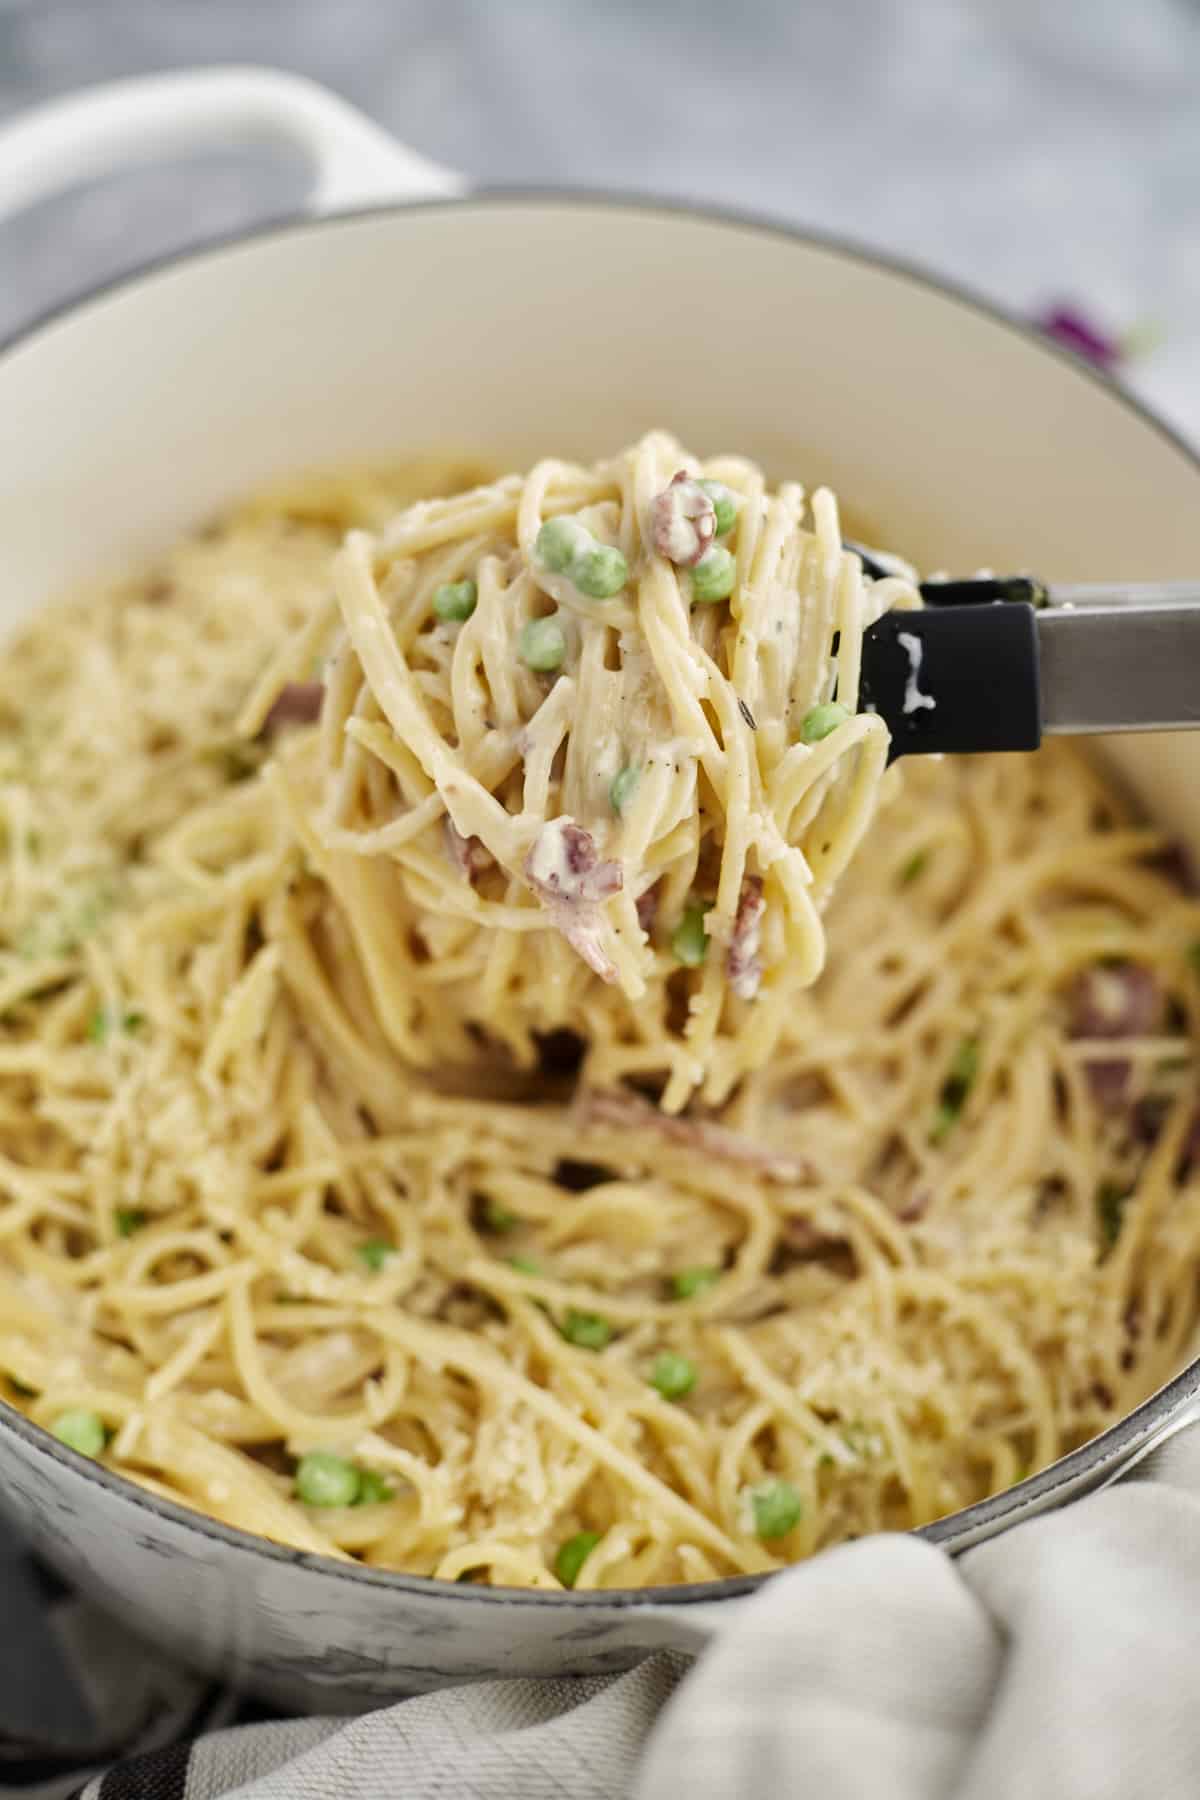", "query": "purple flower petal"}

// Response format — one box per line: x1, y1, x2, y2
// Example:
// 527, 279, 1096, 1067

1036, 304, 1122, 370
